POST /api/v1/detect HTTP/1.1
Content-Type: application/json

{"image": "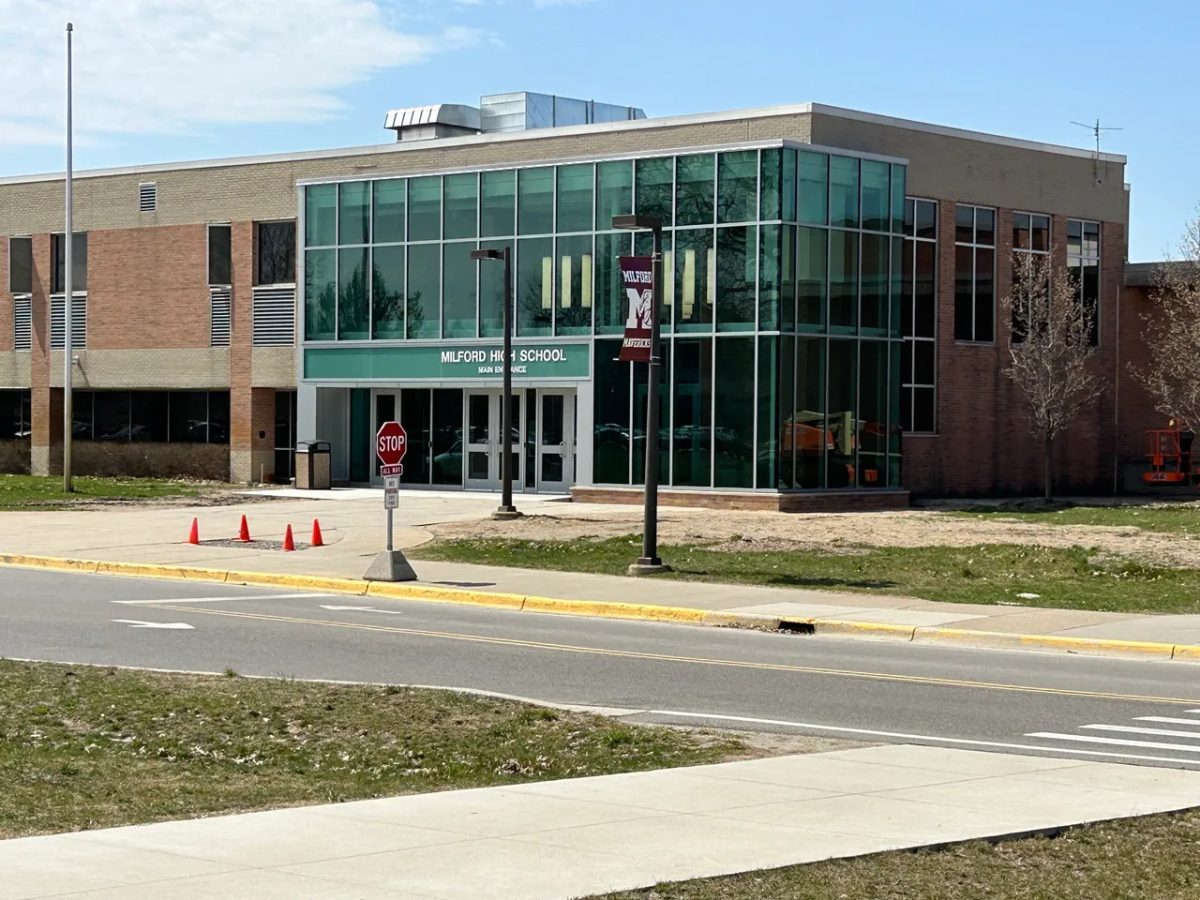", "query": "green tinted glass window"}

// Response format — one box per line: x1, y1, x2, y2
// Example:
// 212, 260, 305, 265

556, 234, 593, 335
675, 154, 714, 227
593, 340, 631, 484
830, 156, 860, 229
759, 224, 781, 332
305, 184, 336, 247
672, 338, 712, 487
830, 230, 858, 333
408, 177, 441, 242
595, 161, 632, 229
827, 339, 857, 487
595, 232, 632, 334
716, 225, 755, 332
373, 180, 405, 244
794, 336, 826, 487
517, 236, 553, 335
718, 150, 757, 224
798, 152, 828, 226
371, 245, 405, 339
858, 340, 888, 486
714, 337, 755, 488
861, 160, 889, 232
760, 149, 781, 221
337, 247, 369, 340
860, 233, 888, 334
518, 167, 554, 235
756, 336, 780, 488
635, 231, 674, 330
480, 170, 516, 237
782, 148, 797, 222
556, 164, 594, 233
443, 174, 478, 240
675, 228, 713, 331
477, 240, 508, 338
338, 182, 370, 245
442, 242, 477, 338
303, 249, 335, 340
635, 157, 673, 226
890, 165, 906, 233
797, 227, 827, 331
406, 243, 440, 338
